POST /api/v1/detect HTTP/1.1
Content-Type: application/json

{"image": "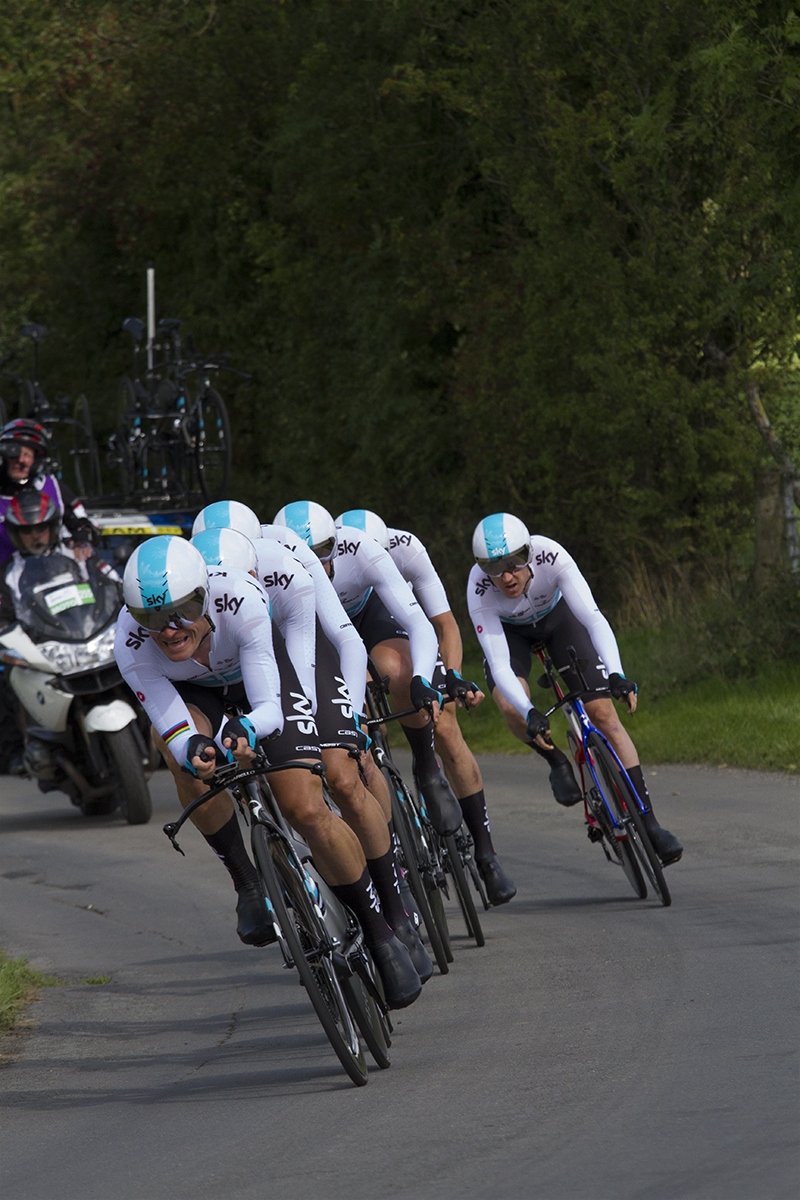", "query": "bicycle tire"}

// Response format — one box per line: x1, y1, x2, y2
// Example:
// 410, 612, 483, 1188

443, 832, 485, 947
587, 735, 670, 907
584, 733, 646, 899
72, 394, 102, 498
111, 377, 137, 497
387, 768, 450, 974
250, 823, 368, 1085
193, 386, 231, 501
340, 947, 392, 1069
